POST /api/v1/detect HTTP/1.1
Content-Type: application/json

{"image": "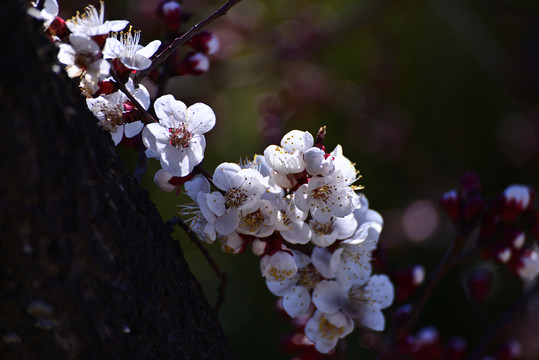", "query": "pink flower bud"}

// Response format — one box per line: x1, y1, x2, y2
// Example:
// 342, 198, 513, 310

414, 326, 443, 360
156, 0, 183, 33
490, 242, 512, 264
395, 265, 425, 301
154, 169, 177, 192
511, 249, 539, 281
440, 189, 459, 220
188, 31, 220, 55
47, 16, 69, 39
504, 229, 525, 250
251, 238, 267, 255
502, 184, 534, 221
175, 52, 210, 76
